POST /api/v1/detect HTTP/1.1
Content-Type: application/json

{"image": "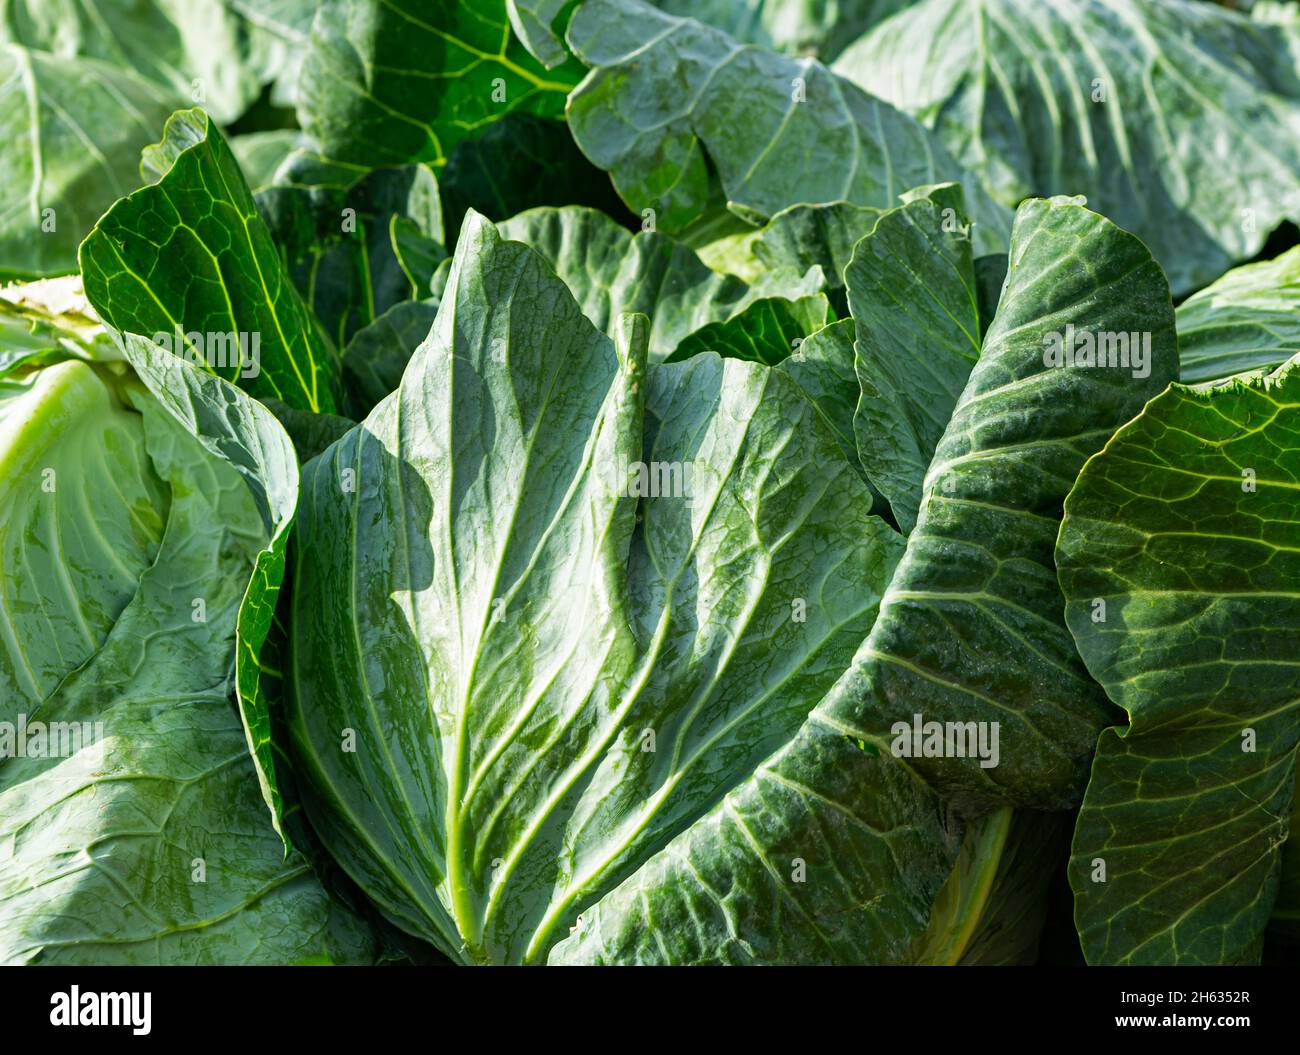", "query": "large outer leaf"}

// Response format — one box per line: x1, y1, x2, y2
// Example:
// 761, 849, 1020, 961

497, 206, 825, 361
834, 0, 1300, 296
80, 109, 340, 414
843, 196, 1175, 809
128, 339, 302, 842
1057, 357, 1300, 964
552, 196, 1176, 965
0, 337, 372, 964
297, 0, 583, 169
287, 212, 934, 964
0, 46, 173, 278
680, 314, 891, 512
1177, 246, 1300, 383
563, 0, 1011, 252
